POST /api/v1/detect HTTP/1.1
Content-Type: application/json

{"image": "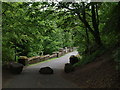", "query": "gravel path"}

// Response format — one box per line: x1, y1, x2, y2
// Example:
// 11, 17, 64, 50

3, 51, 80, 88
